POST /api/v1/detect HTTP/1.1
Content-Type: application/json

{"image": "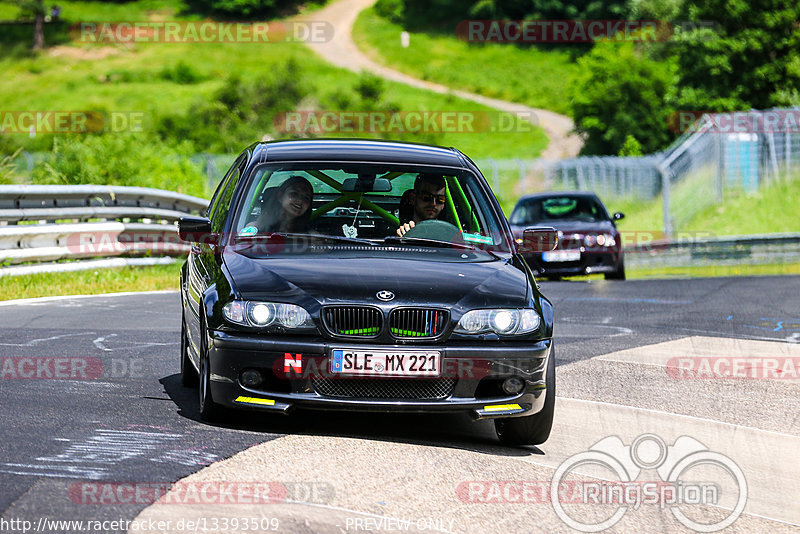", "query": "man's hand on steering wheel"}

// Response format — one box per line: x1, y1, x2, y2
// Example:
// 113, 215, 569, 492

396, 221, 415, 237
